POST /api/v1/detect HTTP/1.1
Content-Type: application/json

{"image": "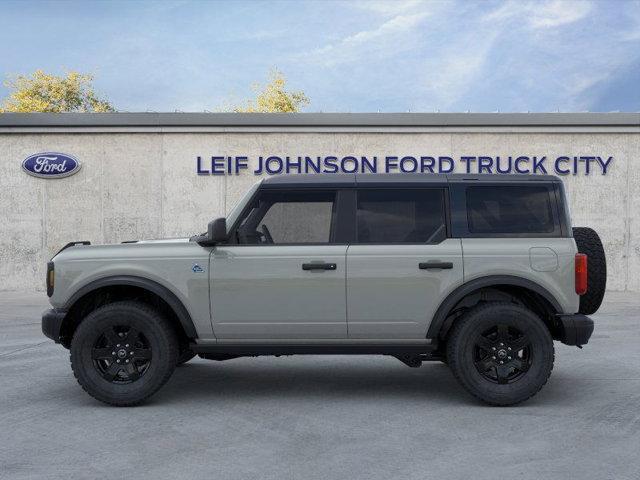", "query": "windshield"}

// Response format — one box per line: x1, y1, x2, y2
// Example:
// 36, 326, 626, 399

225, 180, 261, 230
